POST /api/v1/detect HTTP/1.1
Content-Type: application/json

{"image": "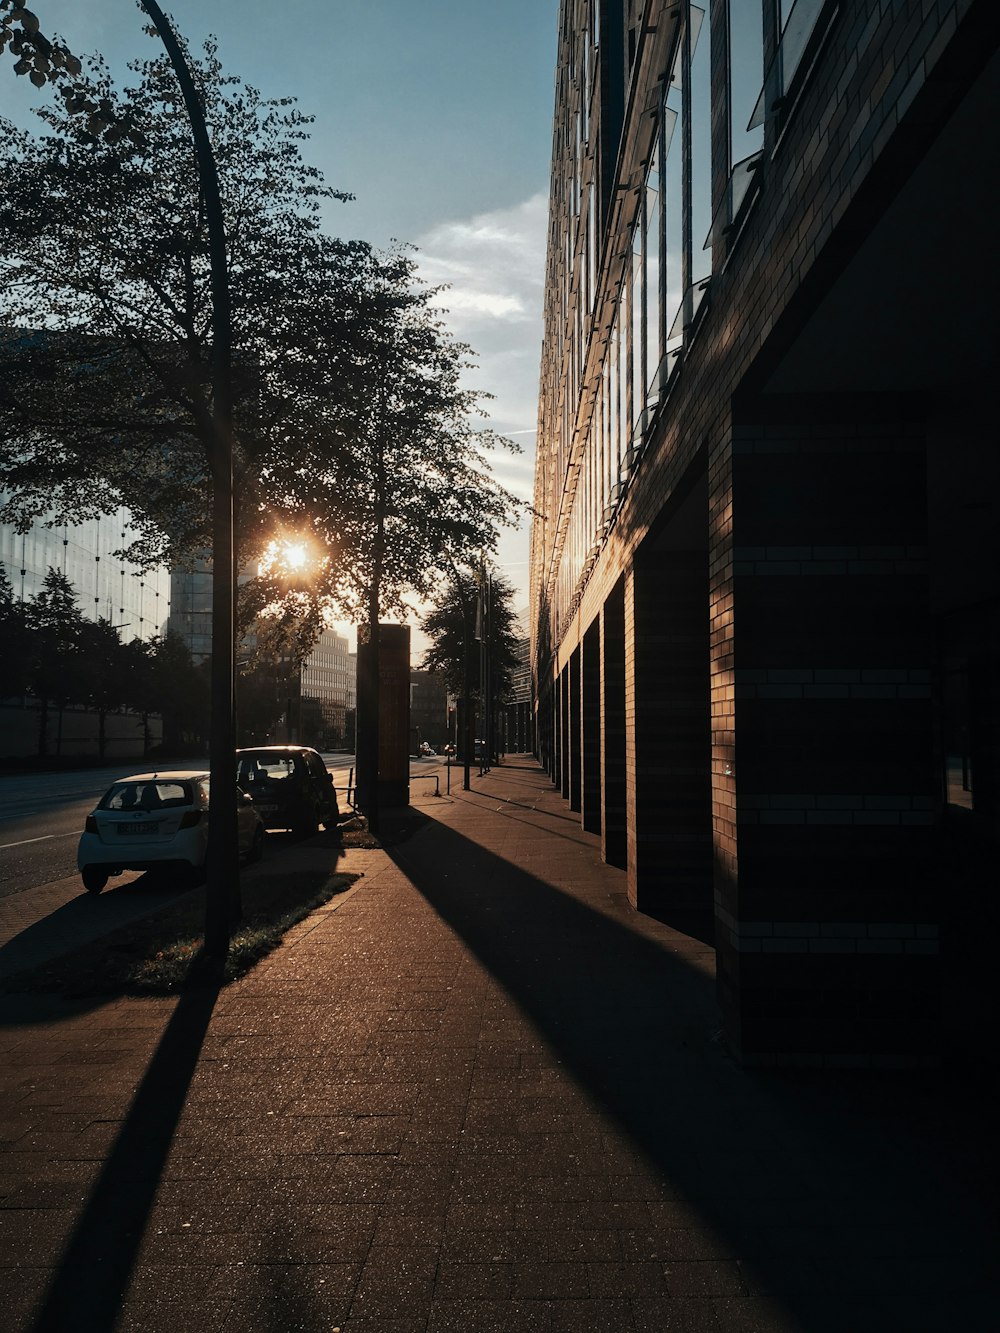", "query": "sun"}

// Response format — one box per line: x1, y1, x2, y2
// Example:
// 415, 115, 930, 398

282, 542, 308, 571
